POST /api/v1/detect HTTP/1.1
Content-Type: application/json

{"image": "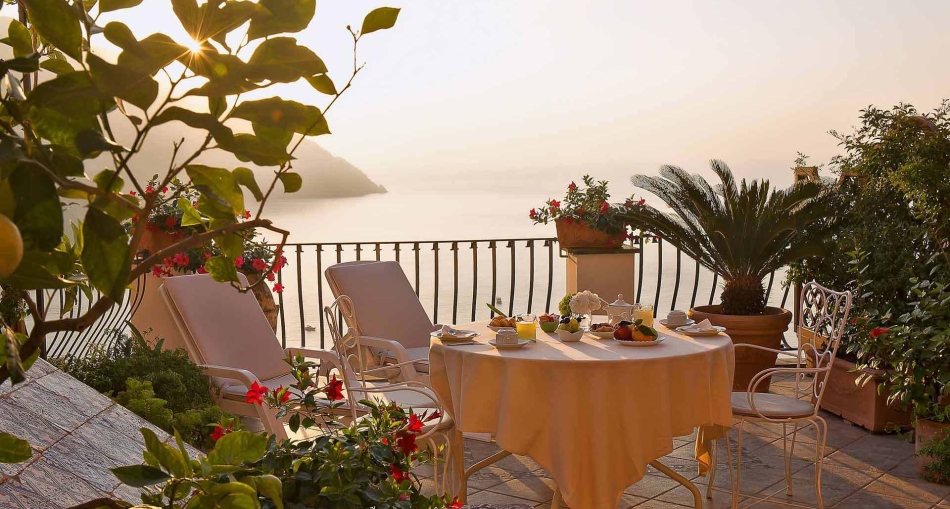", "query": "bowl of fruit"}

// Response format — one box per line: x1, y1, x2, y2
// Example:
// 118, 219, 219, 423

586, 322, 615, 339
557, 316, 584, 342
612, 319, 664, 346
539, 313, 560, 333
